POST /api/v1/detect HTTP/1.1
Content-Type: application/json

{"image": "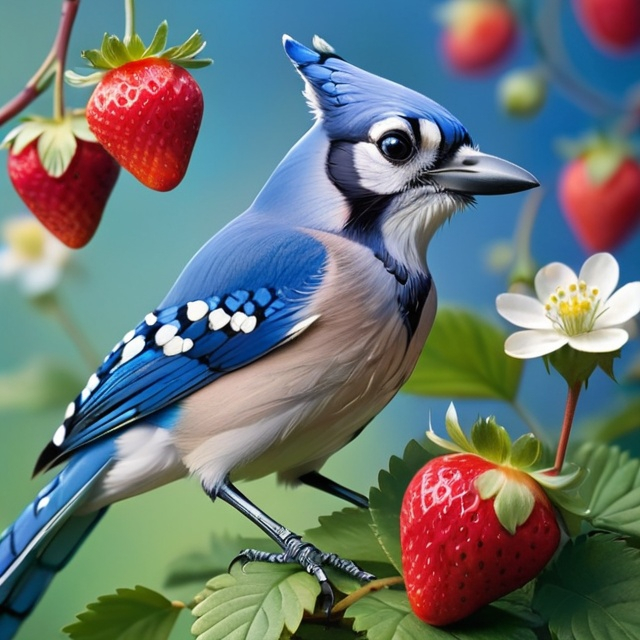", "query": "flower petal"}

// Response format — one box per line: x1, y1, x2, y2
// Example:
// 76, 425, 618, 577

504, 330, 568, 358
594, 282, 640, 328
568, 328, 629, 353
534, 262, 577, 303
496, 293, 551, 329
579, 252, 619, 301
